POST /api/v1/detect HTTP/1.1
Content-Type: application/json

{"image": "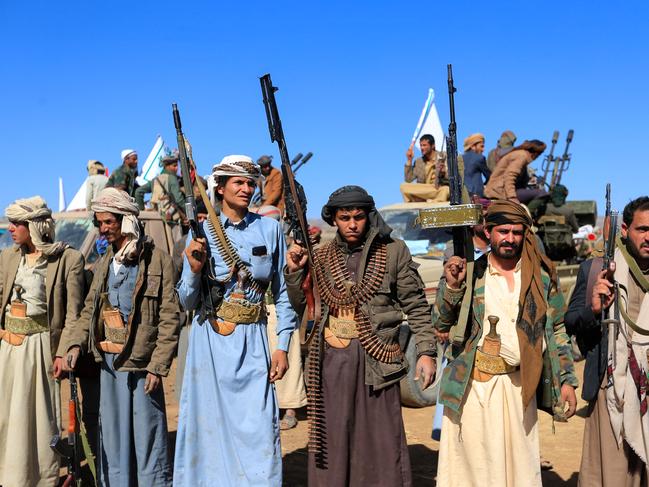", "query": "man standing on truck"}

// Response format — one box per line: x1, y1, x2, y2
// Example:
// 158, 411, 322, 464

435, 200, 578, 487
285, 185, 436, 486
400, 134, 450, 202
567, 196, 649, 485
106, 149, 139, 197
